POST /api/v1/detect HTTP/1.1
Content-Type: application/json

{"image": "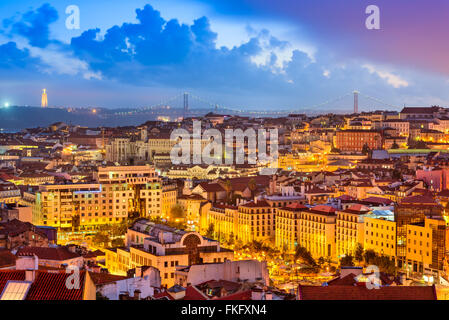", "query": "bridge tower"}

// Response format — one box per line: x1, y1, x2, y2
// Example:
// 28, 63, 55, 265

353, 90, 359, 114
183, 92, 189, 119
